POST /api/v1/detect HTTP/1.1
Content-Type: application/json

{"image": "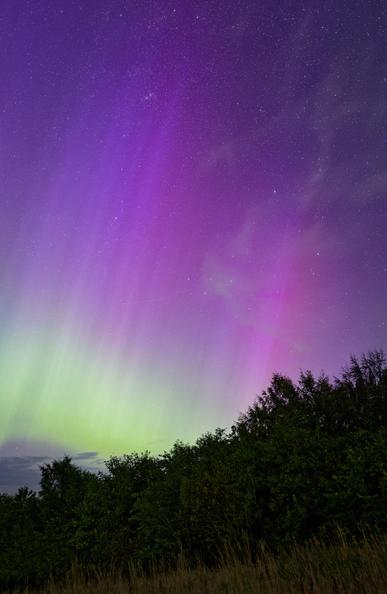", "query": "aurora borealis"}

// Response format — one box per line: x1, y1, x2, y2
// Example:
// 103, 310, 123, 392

1, 1, 387, 480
